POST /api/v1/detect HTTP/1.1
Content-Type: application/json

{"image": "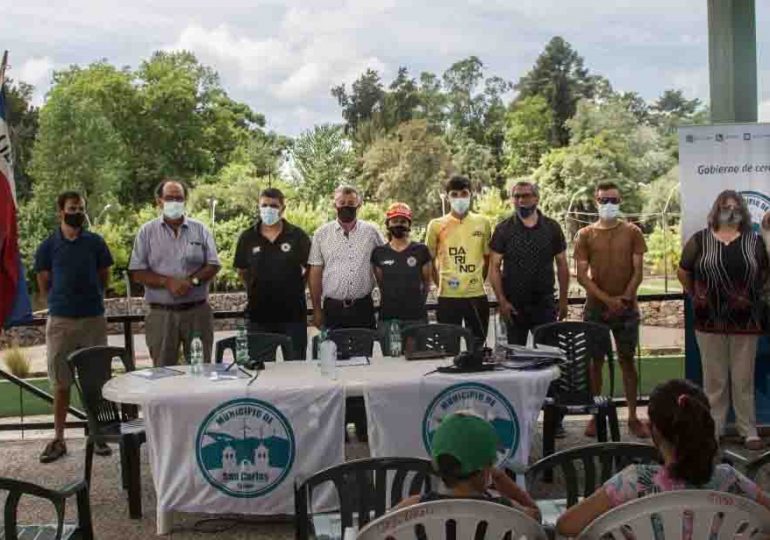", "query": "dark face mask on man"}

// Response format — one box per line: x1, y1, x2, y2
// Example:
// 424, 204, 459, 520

516, 204, 536, 219
63, 212, 86, 229
337, 205, 357, 223
388, 225, 410, 239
